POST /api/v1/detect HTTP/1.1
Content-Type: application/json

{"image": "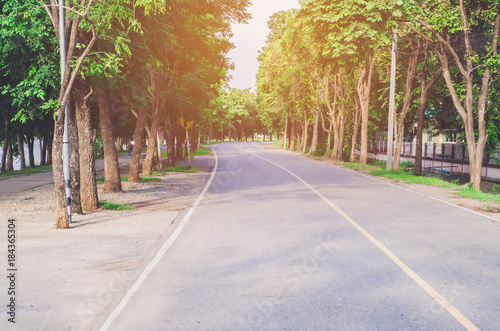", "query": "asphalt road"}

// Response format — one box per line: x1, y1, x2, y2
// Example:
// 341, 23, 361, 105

101, 142, 500, 331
